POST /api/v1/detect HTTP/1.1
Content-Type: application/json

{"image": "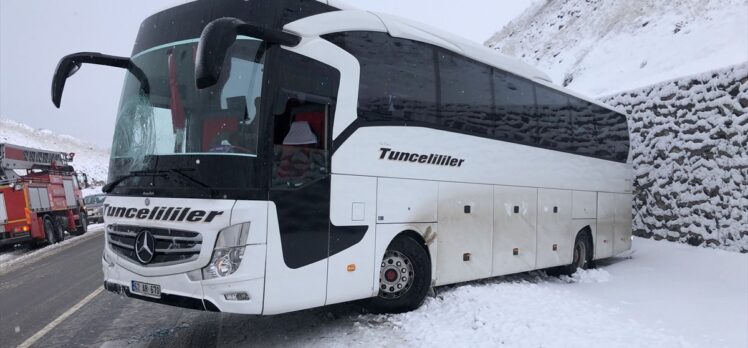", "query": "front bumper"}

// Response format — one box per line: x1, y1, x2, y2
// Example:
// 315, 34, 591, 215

102, 245, 266, 314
